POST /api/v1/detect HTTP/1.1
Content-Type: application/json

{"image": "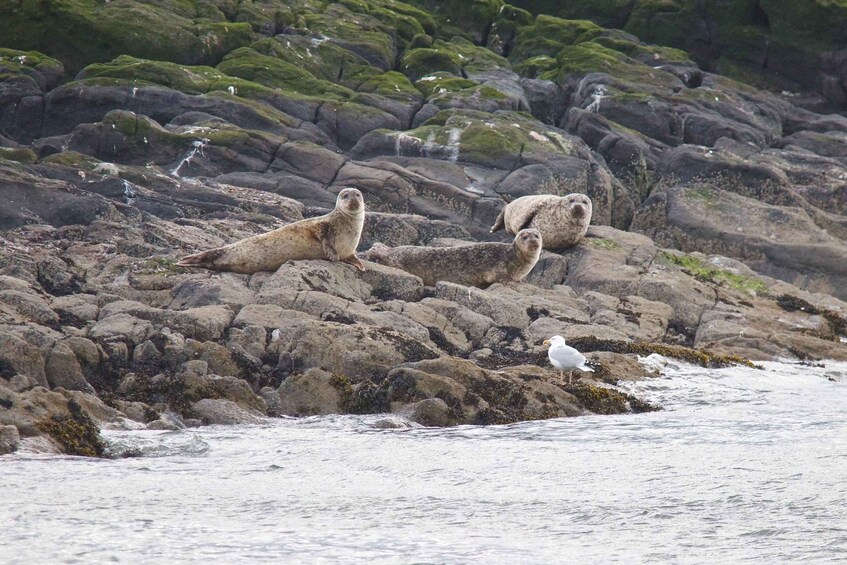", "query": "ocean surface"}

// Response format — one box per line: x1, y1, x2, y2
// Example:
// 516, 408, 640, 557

3, 358, 847, 564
